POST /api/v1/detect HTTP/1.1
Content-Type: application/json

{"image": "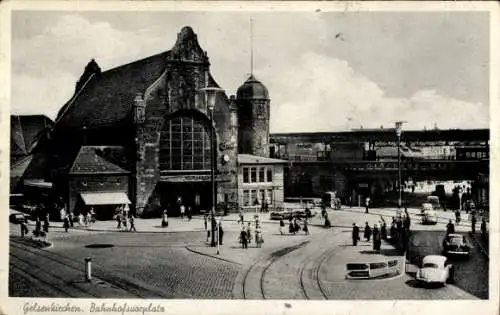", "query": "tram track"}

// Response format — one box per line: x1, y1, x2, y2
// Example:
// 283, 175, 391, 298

9, 238, 164, 298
